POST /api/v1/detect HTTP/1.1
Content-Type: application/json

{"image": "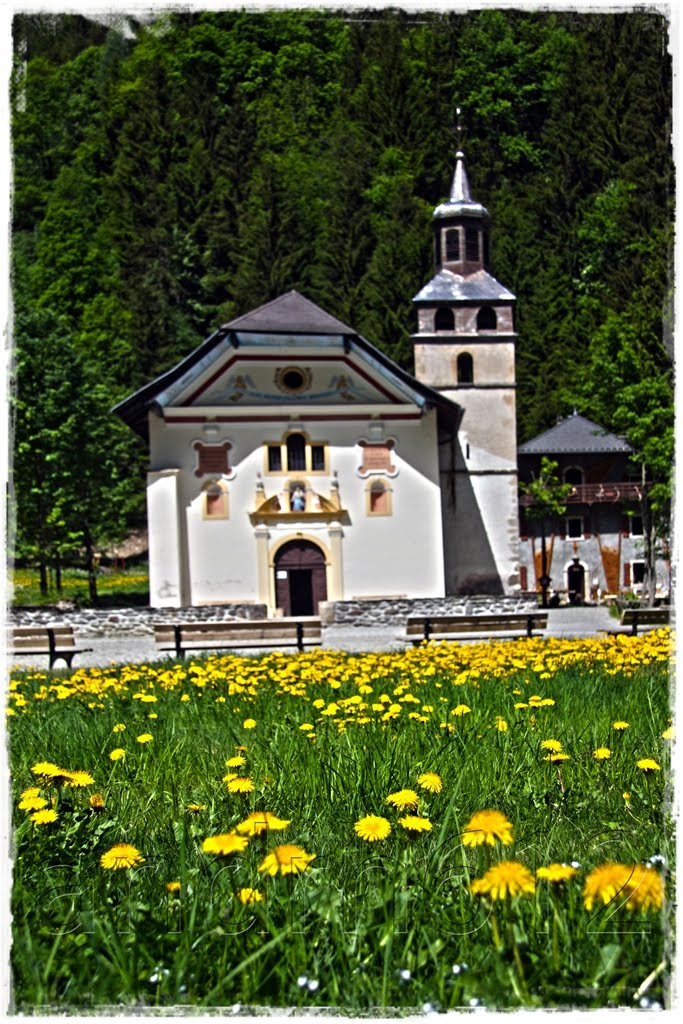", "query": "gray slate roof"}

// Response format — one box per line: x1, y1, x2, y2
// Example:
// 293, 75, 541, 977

518, 412, 632, 455
413, 268, 515, 303
225, 290, 355, 335
433, 150, 489, 221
